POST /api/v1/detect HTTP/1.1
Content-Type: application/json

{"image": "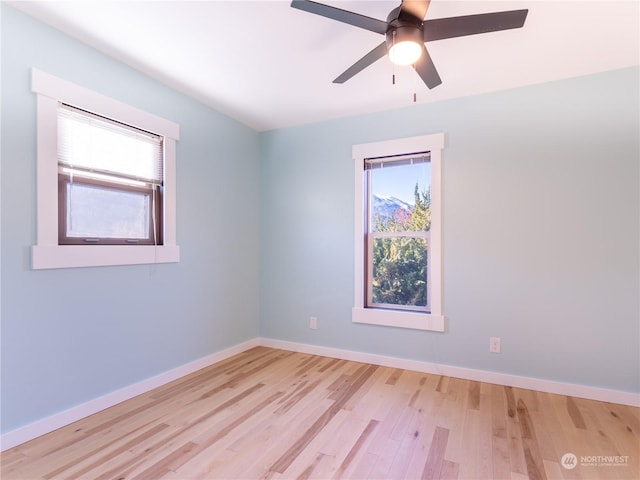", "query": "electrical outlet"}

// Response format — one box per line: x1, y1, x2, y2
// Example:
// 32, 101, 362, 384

309, 316, 317, 330
490, 337, 501, 353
